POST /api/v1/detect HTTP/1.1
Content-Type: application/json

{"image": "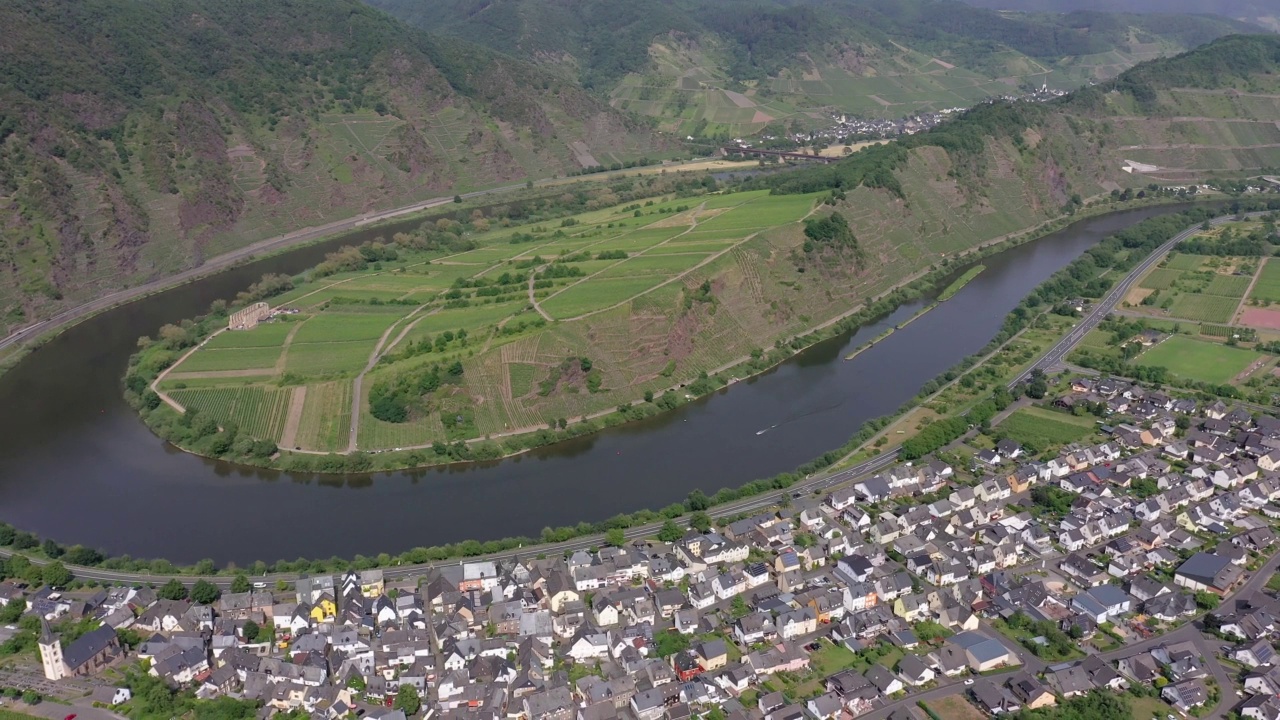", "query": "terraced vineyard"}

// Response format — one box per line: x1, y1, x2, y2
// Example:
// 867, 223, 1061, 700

157, 190, 826, 451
